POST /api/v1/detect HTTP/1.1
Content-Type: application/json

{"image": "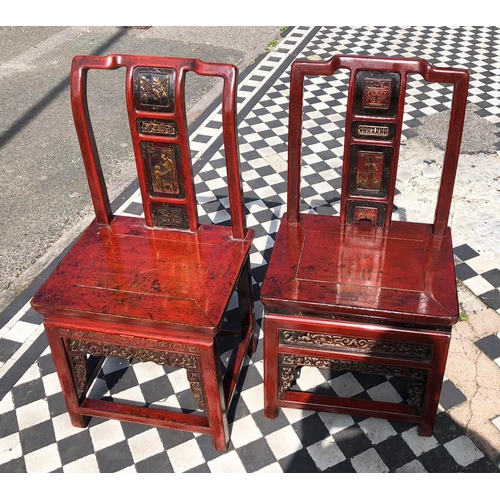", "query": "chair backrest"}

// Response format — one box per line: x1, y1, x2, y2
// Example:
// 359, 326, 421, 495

70, 54, 247, 239
286, 54, 469, 235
